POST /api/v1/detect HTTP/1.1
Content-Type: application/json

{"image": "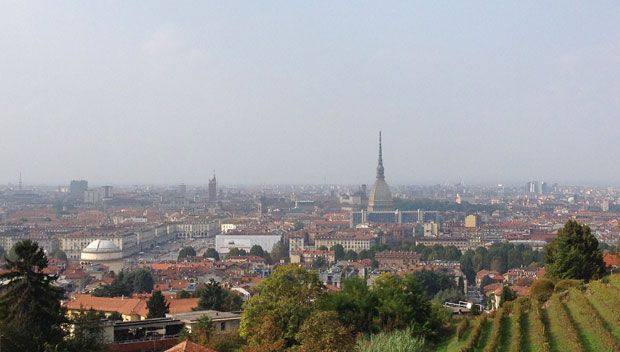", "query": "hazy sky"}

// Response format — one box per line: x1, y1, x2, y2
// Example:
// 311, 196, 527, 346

1, 2, 620, 186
